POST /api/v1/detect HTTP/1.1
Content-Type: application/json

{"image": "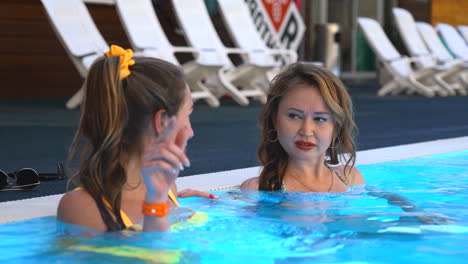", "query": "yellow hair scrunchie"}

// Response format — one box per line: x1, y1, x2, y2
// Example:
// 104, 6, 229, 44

105, 45, 135, 79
